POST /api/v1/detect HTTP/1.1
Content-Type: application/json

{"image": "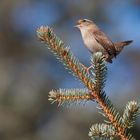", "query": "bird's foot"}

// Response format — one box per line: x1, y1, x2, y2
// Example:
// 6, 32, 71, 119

86, 65, 94, 73
80, 64, 95, 78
